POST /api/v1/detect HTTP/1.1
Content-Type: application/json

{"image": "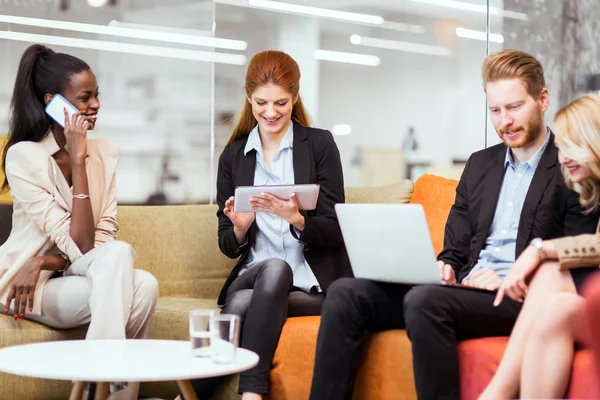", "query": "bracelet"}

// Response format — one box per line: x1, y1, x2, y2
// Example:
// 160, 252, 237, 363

72, 194, 90, 200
